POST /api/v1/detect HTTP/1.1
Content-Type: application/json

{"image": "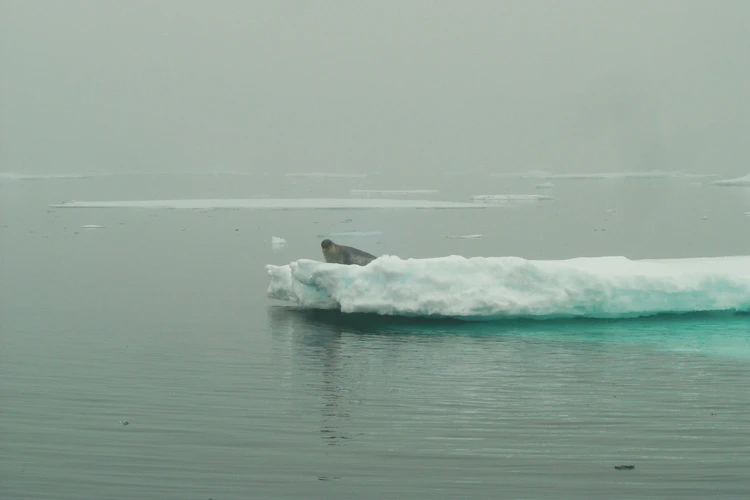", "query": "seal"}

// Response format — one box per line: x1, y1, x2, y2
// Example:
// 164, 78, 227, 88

321, 239, 377, 266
